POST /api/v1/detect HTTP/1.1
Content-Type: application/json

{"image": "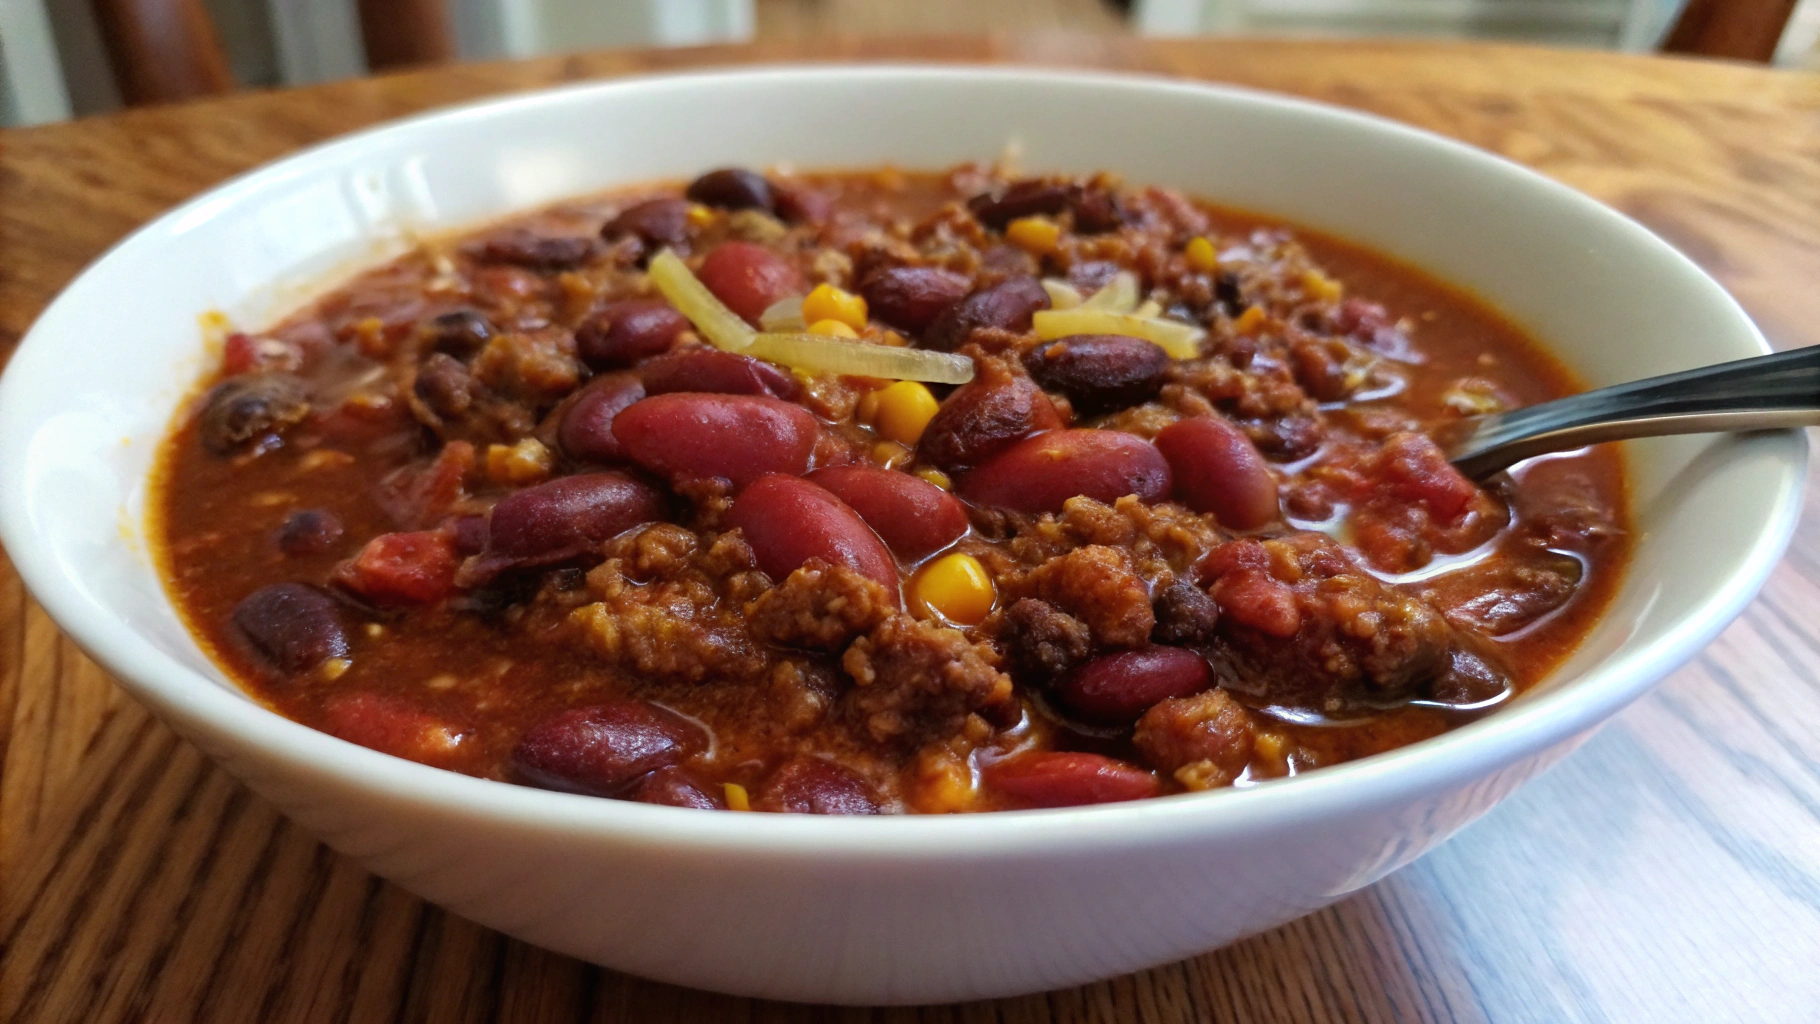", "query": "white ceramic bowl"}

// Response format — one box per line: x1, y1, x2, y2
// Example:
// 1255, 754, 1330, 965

0, 67, 1802, 1004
